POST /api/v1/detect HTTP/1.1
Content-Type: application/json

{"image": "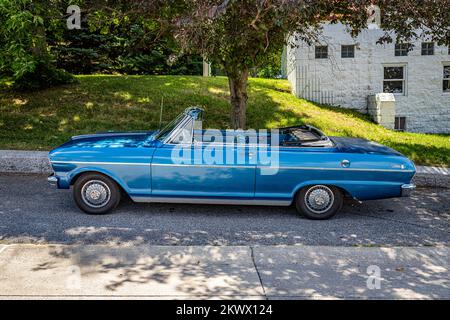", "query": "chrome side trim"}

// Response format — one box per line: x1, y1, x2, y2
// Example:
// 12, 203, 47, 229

151, 163, 253, 168
50, 161, 150, 166
401, 184, 416, 197
276, 166, 415, 173
152, 163, 413, 172
131, 196, 292, 206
